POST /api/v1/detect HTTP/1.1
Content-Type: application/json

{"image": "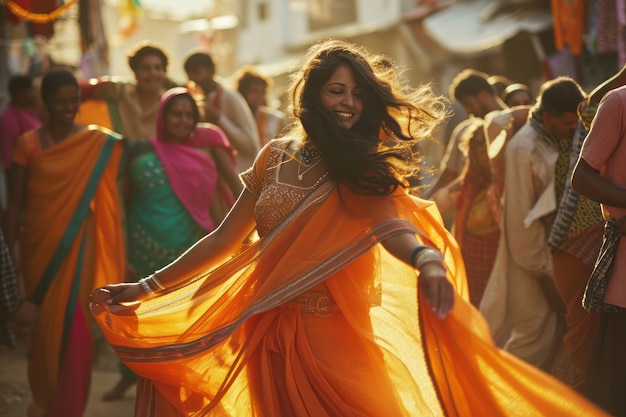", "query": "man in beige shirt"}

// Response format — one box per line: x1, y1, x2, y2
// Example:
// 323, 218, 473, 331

481, 77, 584, 370
76, 42, 170, 141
